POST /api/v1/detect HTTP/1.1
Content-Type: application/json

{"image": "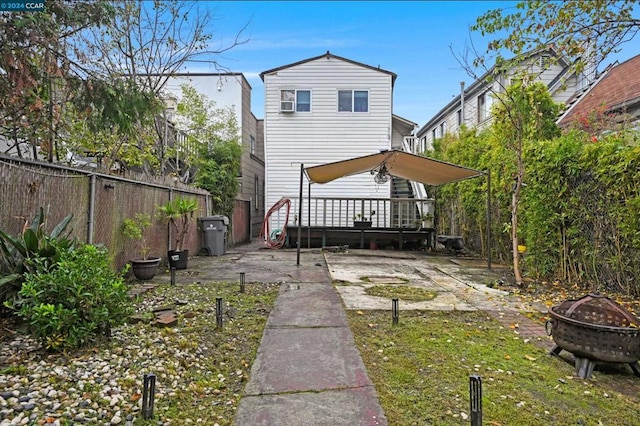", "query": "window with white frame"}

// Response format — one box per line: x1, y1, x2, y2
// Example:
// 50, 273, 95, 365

539, 54, 553, 70
477, 90, 493, 123
280, 89, 311, 112
338, 90, 369, 112
250, 135, 256, 155
432, 128, 437, 140
457, 109, 462, 126
440, 122, 446, 137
